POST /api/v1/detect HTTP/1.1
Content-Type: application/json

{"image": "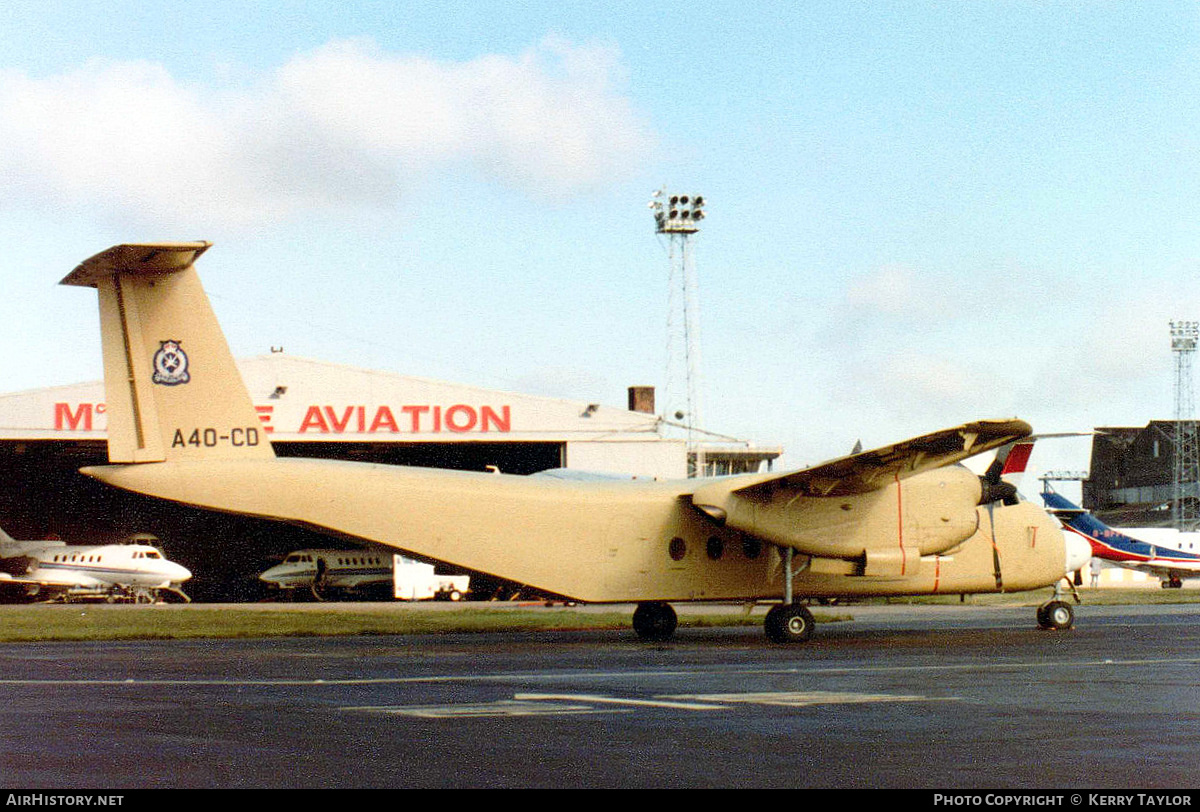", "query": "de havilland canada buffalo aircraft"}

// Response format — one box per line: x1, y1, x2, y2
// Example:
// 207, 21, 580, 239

0, 526, 192, 602
58, 242, 1091, 642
